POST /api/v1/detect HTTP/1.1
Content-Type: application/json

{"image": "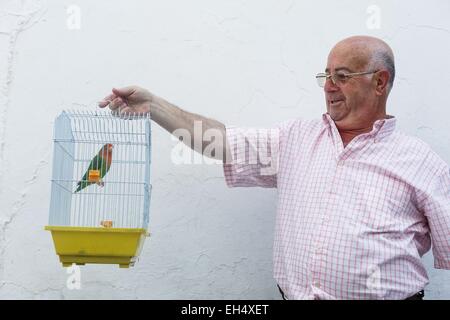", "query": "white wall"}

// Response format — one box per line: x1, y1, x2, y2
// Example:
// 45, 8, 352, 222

0, 0, 448, 299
